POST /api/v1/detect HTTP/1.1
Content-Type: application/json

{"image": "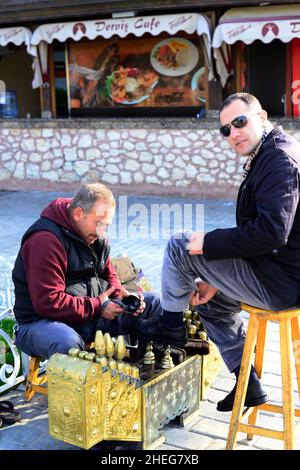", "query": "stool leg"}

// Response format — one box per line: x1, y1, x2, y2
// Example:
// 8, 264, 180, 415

247, 319, 268, 440
279, 318, 295, 450
24, 357, 40, 401
291, 316, 300, 399
226, 314, 259, 450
